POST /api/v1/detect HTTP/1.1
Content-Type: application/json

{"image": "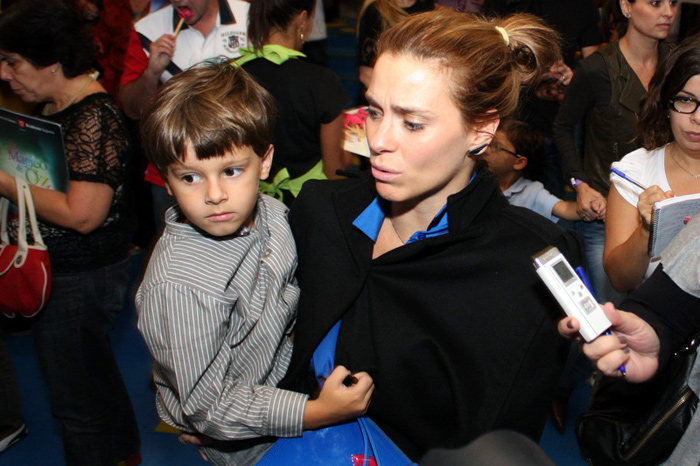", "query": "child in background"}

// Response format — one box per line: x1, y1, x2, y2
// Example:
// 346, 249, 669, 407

136, 61, 373, 465
484, 120, 583, 223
